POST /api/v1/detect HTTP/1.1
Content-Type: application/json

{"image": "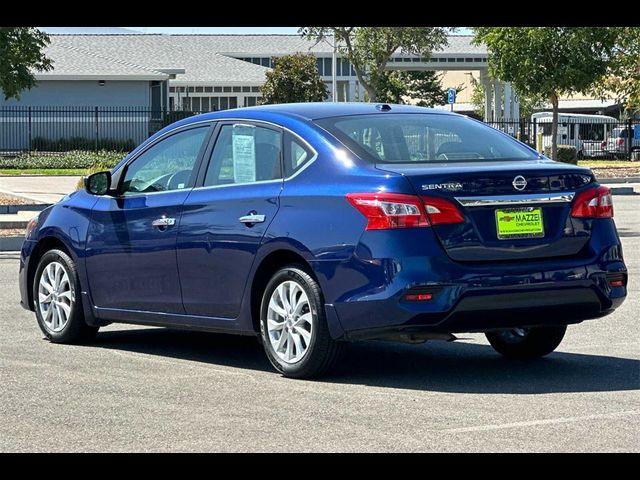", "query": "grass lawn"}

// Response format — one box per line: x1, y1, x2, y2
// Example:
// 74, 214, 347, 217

0, 168, 85, 176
